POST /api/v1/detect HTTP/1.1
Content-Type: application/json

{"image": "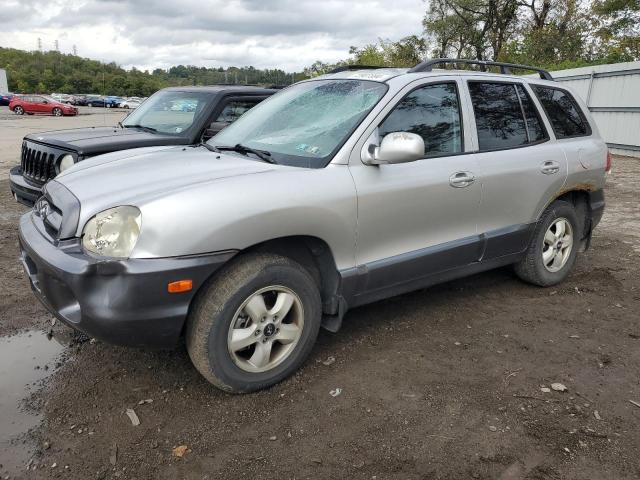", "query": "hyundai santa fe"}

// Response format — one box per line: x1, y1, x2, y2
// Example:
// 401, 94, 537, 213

18, 59, 609, 393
